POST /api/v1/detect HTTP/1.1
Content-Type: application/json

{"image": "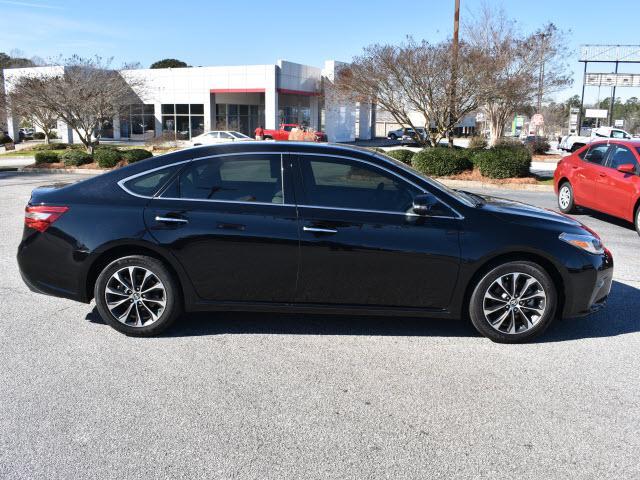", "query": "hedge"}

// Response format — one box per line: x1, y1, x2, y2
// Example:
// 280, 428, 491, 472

0, 133, 13, 145
411, 147, 472, 176
94, 149, 121, 168
473, 145, 531, 179
121, 148, 153, 163
526, 138, 550, 155
34, 151, 59, 164
61, 150, 92, 167
32, 143, 68, 151
385, 149, 415, 165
